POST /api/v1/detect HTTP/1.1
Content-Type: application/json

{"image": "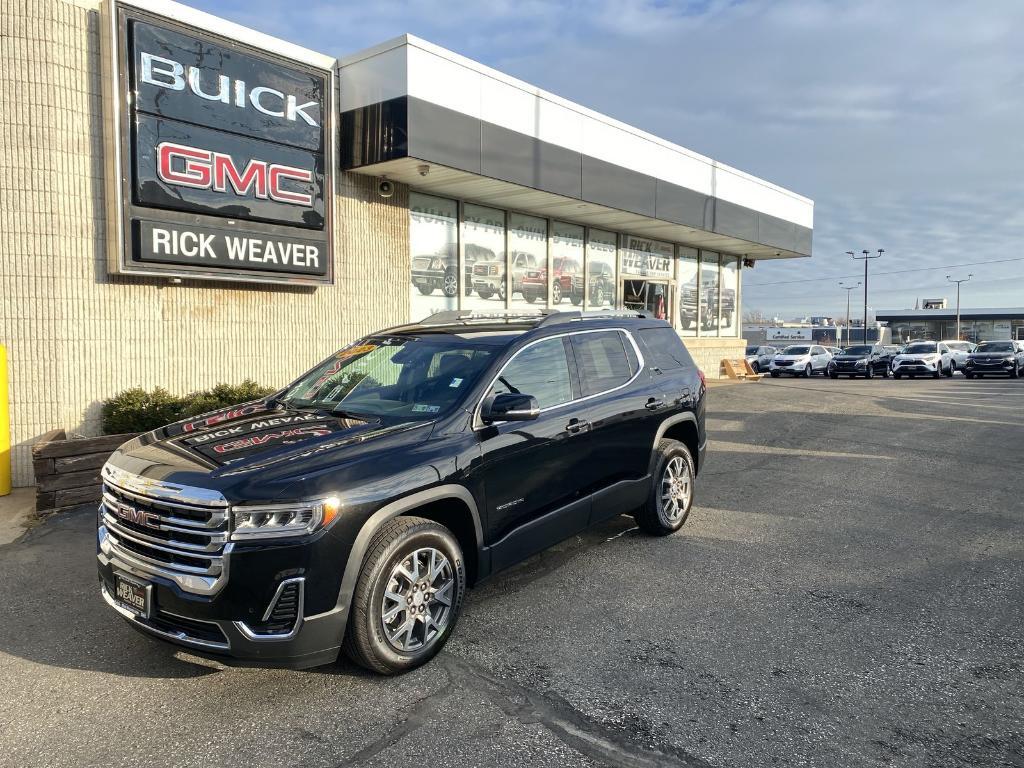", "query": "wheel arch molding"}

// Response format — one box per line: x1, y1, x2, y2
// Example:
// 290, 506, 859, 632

332, 485, 484, 616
